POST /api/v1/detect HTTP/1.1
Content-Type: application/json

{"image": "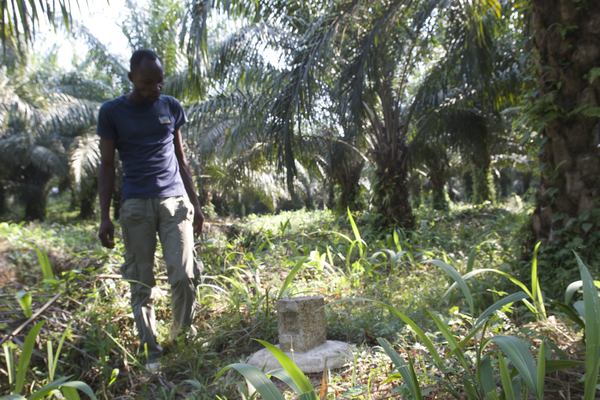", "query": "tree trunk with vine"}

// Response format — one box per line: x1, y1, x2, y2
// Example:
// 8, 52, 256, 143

530, 1, 600, 268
